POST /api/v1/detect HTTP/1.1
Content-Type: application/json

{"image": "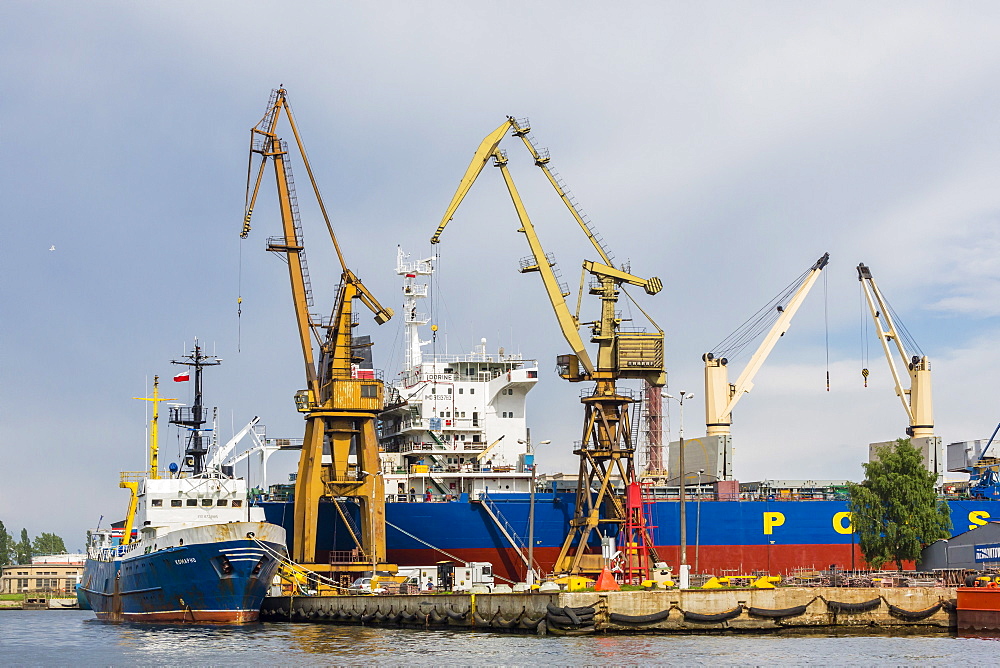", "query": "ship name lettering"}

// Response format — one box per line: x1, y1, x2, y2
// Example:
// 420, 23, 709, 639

969, 510, 991, 531
763, 512, 785, 535
832, 511, 854, 535
174, 557, 197, 565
